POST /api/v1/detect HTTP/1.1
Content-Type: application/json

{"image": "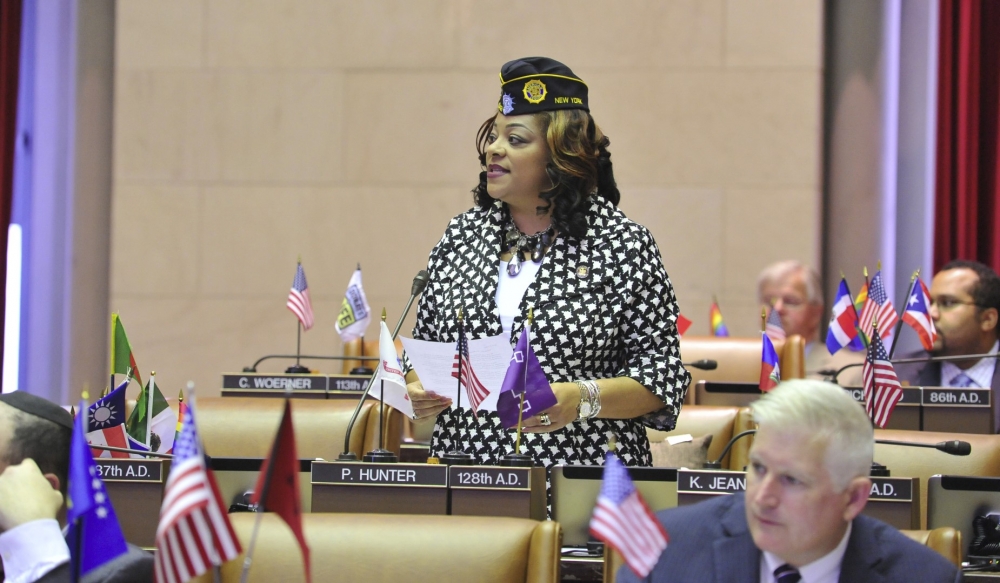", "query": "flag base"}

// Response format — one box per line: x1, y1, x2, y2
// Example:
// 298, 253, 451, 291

337, 451, 359, 461
439, 451, 476, 465
870, 461, 890, 477
498, 453, 533, 467
284, 364, 310, 374
350, 366, 374, 375
362, 449, 398, 463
